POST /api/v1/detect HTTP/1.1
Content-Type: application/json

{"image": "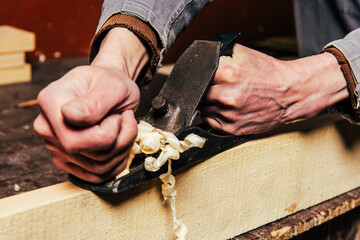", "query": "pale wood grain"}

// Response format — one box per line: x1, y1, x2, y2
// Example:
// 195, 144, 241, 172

0, 25, 35, 53
0, 52, 25, 68
1, 121, 360, 239
0, 63, 31, 85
